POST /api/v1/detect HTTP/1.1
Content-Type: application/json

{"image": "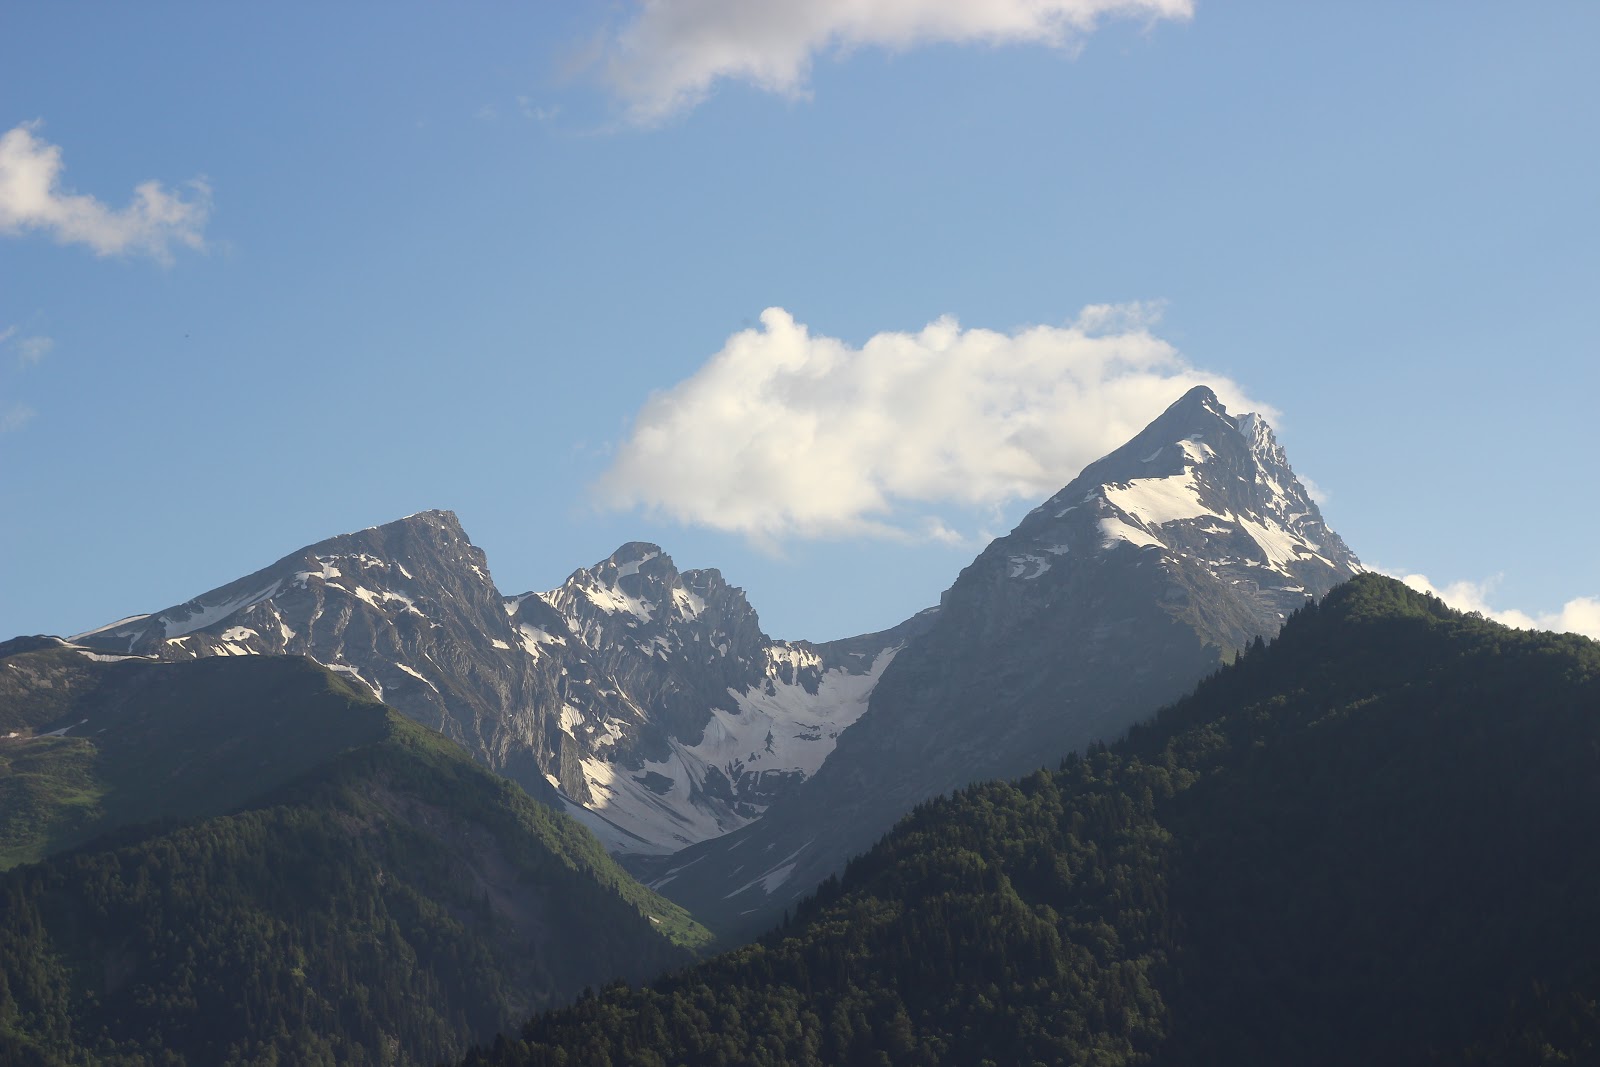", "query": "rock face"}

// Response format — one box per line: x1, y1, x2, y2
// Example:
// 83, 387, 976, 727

74, 511, 571, 803
526, 543, 934, 852
73, 515, 932, 855
638, 386, 1363, 934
